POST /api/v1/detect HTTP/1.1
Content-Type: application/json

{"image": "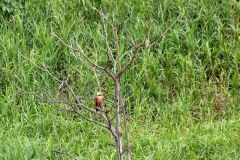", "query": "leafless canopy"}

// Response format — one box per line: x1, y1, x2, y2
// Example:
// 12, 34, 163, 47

19, 2, 183, 160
